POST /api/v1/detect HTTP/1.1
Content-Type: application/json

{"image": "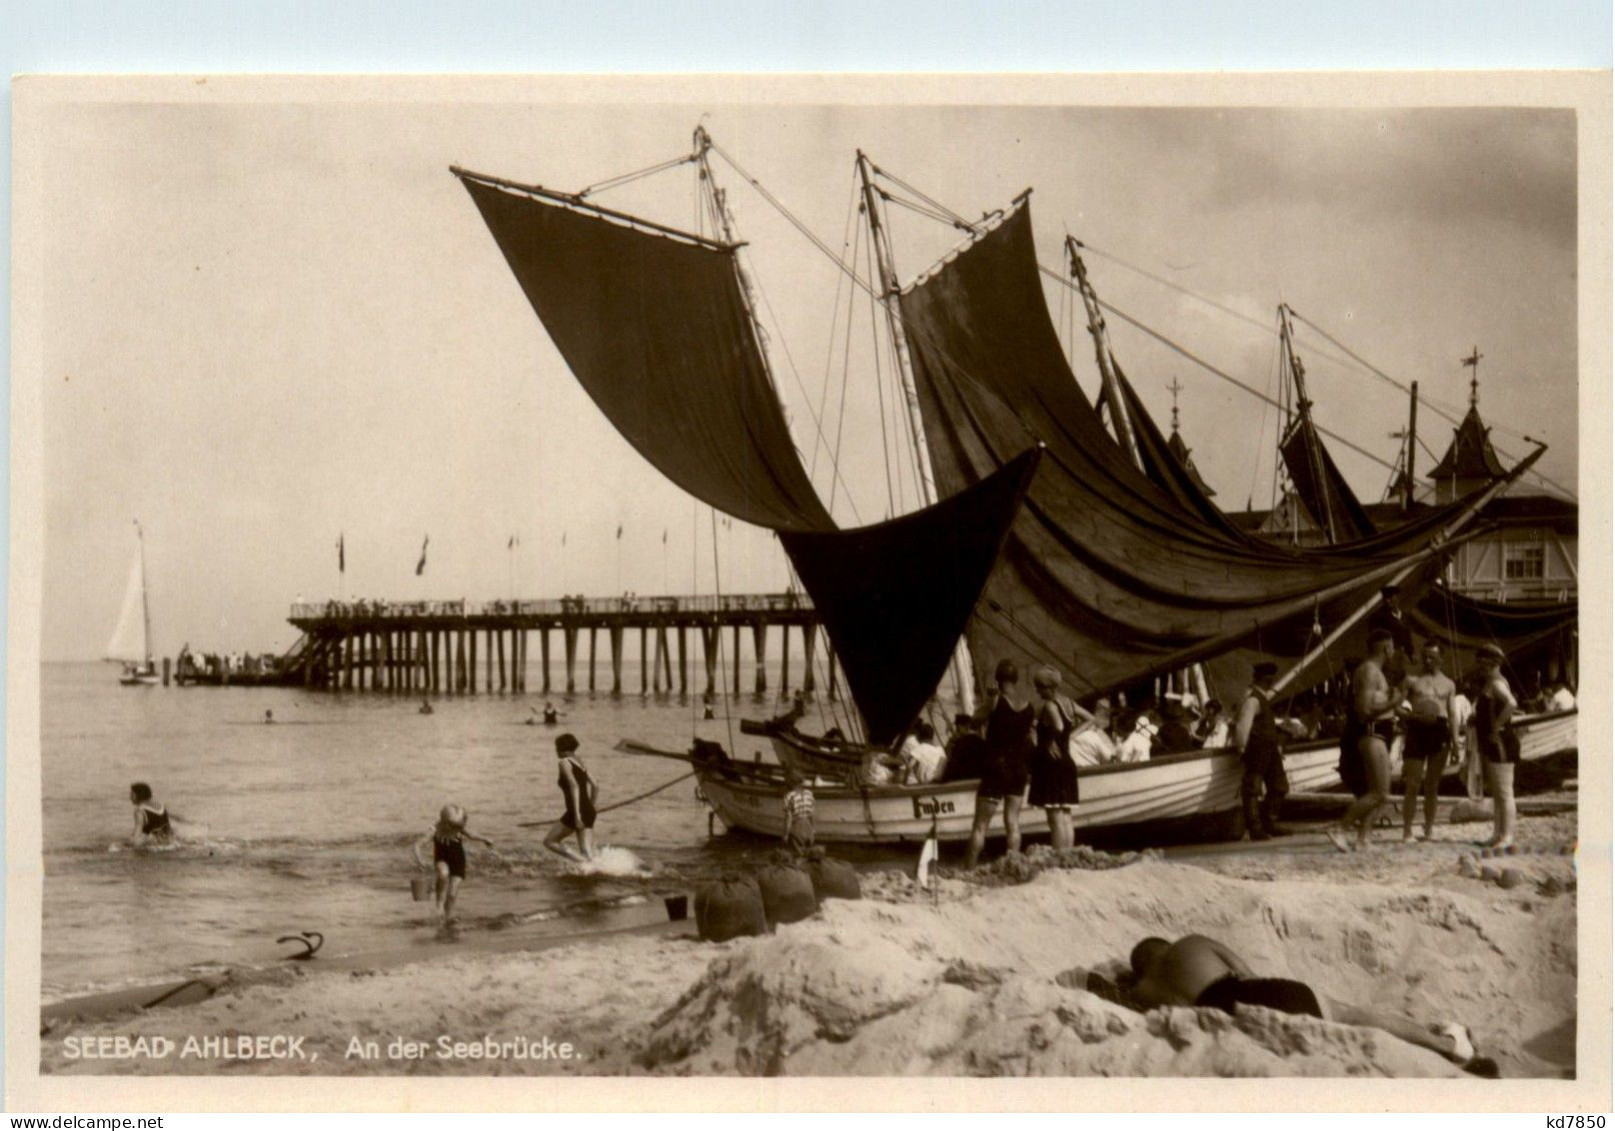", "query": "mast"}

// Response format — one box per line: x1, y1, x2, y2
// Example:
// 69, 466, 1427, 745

855, 151, 973, 716
1067, 238, 1143, 470
1278, 303, 1340, 543
136, 520, 152, 666
692, 127, 790, 423
854, 151, 940, 508
1404, 381, 1419, 511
